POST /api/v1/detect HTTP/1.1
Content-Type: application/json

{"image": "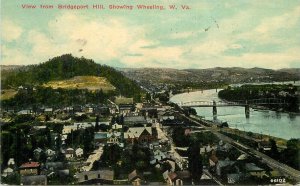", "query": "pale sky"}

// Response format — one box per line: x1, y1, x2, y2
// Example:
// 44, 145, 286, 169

1, 0, 300, 69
